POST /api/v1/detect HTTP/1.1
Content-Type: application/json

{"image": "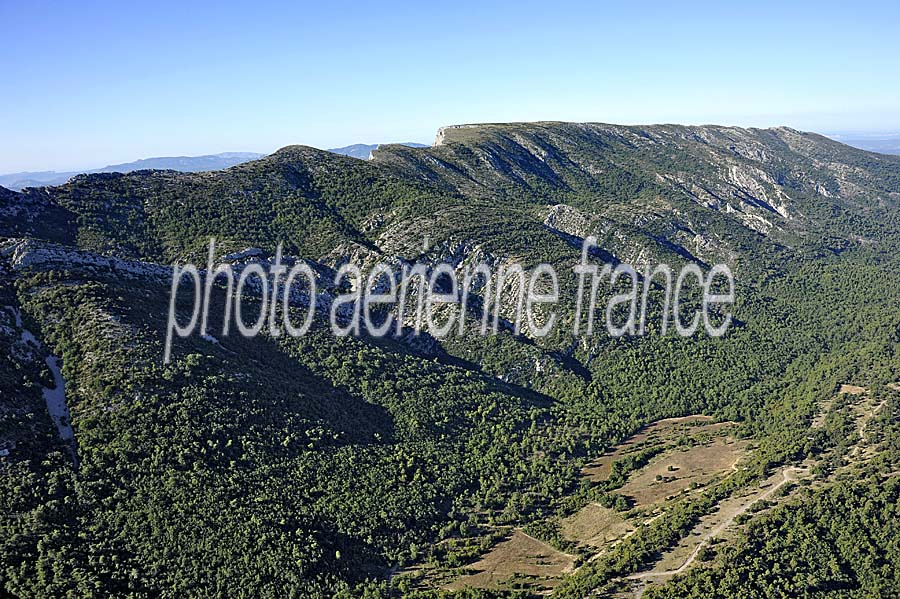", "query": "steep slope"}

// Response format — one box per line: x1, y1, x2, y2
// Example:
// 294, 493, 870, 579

6, 123, 899, 272
2, 122, 900, 598
376, 123, 900, 263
